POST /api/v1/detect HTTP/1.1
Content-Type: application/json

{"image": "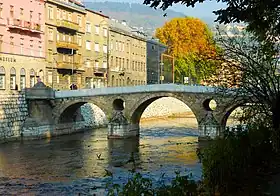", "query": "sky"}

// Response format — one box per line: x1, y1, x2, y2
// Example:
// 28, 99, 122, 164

84, 0, 227, 19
